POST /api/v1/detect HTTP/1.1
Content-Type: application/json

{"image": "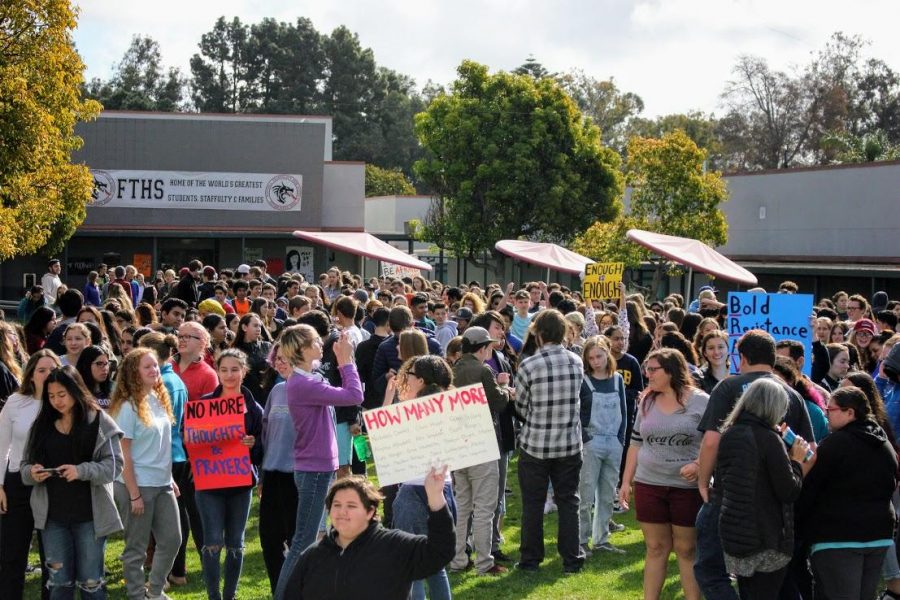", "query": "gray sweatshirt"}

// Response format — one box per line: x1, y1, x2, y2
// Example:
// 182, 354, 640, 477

22, 409, 125, 538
